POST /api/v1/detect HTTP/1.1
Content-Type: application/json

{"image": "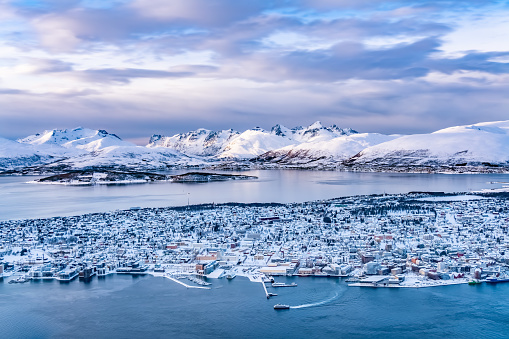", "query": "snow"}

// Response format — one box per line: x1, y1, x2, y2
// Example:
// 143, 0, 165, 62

0, 136, 61, 171
19, 127, 134, 152
255, 133, 399, 165
148, 128, 239, 157
2, 120, 509, 171
219, 129, 296, 159
50, 145, 202, 170
288, 121, 357, 143
351, 120, 509, 166
148, 122, 359, 159
416, 195, 487, 202
0, 137, 39, 158
280, 133, 397, 160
